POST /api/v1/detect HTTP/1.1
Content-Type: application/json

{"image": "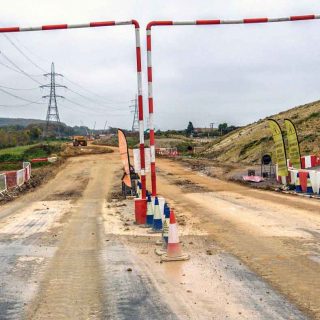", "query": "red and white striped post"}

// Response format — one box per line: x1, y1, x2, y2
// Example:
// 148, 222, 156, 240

146, 14, 320, 196
0, 19, 147, 199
